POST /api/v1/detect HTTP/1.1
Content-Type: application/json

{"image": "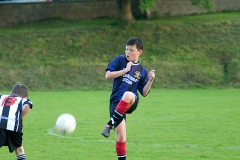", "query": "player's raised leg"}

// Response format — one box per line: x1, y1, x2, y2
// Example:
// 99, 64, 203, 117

102, 91, 135, 138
